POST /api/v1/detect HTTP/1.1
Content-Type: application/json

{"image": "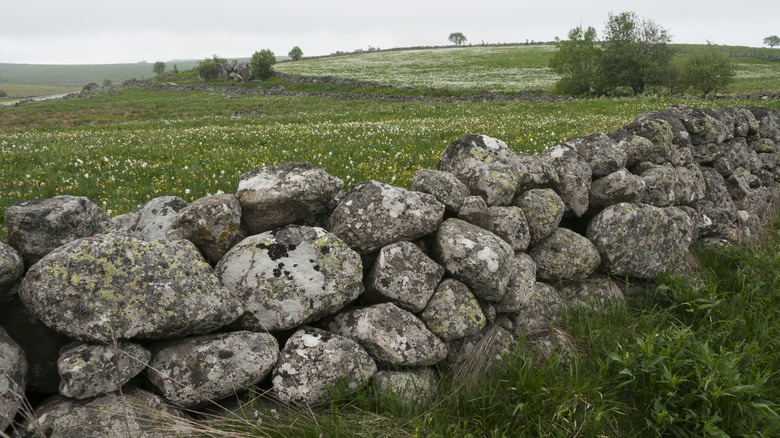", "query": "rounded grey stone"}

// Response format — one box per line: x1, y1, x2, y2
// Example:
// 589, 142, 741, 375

19, 233, 242, 342
272, 327, 376, 405
528, 228, 600, 282
216, 226, 363, 332
419, 279, 486, 341
58, 342, 151, 399
514, 188, 566, 246
147, 331, 279, 408
0, 242, 23, 302
0, 326, 26, 431
178, 193, 244, 264
410, 169, 470, 214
